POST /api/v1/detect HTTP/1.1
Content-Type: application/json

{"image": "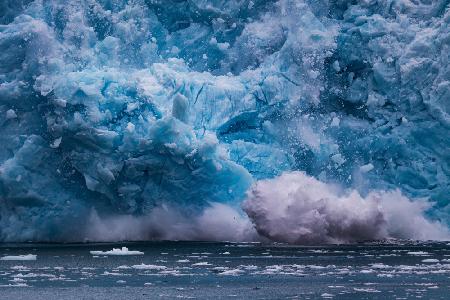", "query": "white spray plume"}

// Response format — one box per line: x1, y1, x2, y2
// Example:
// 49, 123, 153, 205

85, 203, 258, 242
242, 172, 449, 244
84, 172, 449, 244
